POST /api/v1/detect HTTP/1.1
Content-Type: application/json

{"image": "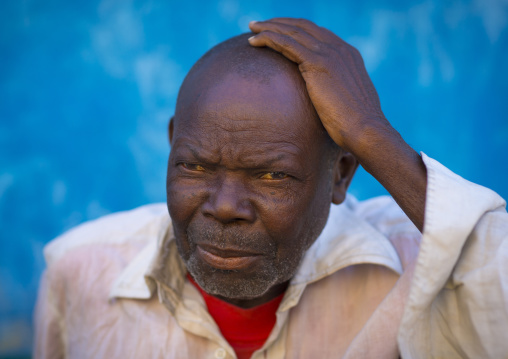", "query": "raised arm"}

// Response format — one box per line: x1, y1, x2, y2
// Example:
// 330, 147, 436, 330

249, 18, 427, 232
